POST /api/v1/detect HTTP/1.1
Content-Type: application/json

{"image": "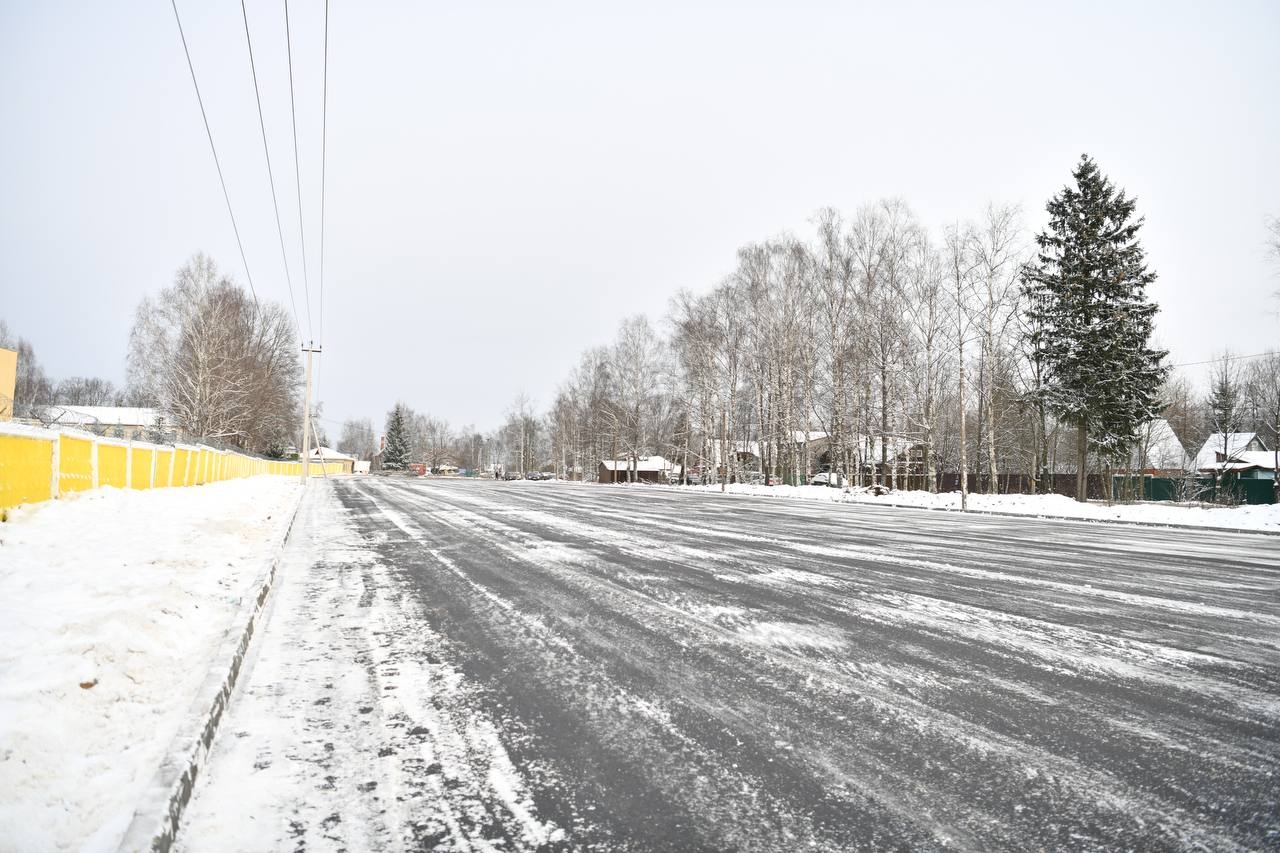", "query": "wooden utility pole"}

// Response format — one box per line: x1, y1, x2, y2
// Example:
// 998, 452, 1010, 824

300, 343, 321, 483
